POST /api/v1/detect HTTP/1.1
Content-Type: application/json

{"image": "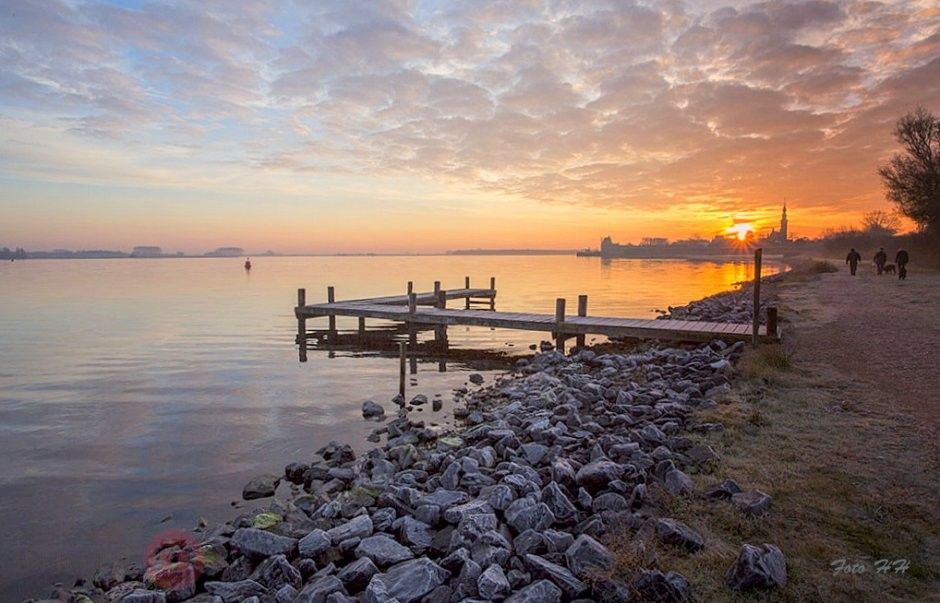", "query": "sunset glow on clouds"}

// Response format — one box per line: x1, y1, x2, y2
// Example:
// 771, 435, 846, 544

1, 0, 939, 252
